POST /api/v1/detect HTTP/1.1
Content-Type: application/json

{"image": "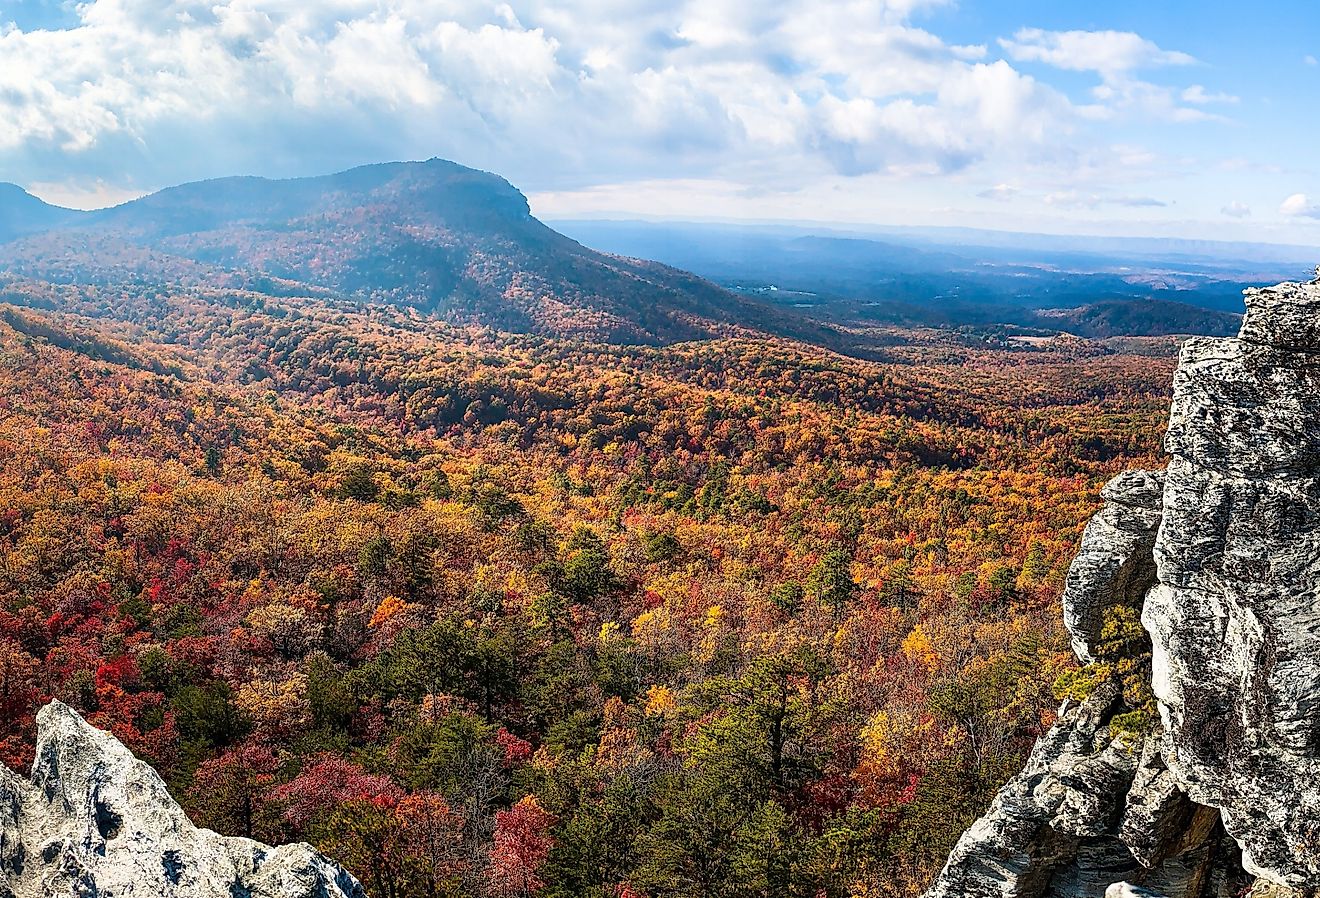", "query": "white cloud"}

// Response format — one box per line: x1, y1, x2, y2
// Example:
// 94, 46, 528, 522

1307, 55, 1318, 67
997, 28, 1220, 127
809, 58, 1072, 175
1280, 193, 1320, 219
1181, 85, 1237, 105
0, 1, 1265, 239
1221, 201, 1251, 218
978, 183, 1017, 200
0, 0, 1100, 199
999, 28, 1195, 79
